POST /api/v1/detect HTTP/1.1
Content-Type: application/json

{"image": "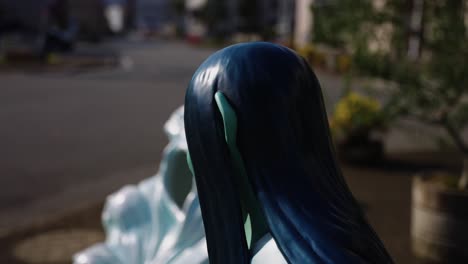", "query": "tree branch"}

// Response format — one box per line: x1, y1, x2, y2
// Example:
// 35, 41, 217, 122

444, 120, 468, 154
